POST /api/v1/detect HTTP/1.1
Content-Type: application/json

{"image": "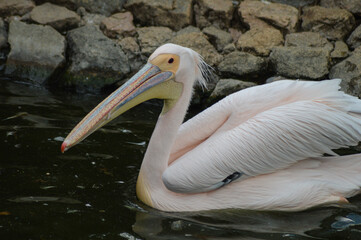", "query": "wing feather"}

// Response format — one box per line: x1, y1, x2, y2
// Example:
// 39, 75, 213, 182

163, 80, 361, 193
